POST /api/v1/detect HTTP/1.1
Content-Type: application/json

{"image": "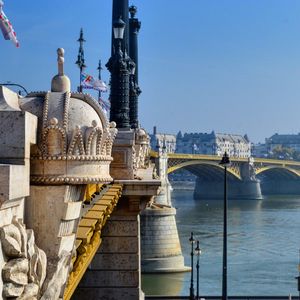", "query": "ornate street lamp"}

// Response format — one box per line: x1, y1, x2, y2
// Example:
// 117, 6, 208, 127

128, 5, 141, 129
113, 16, 126, 40
75, 28, 86, 92
189, 232, 195, 300
195, 240, 202, 300
106, 16, 132, 129
219, 152, 231, 300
